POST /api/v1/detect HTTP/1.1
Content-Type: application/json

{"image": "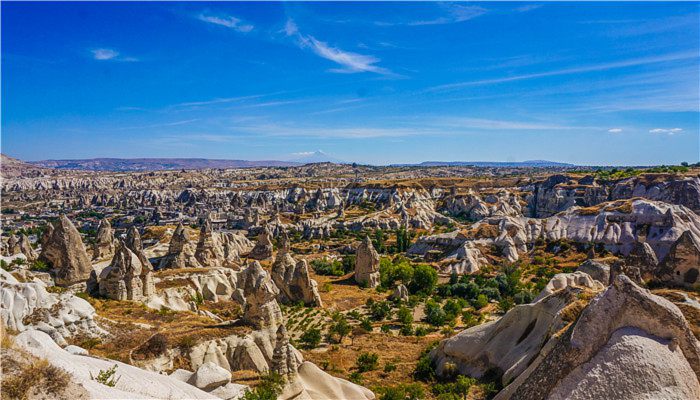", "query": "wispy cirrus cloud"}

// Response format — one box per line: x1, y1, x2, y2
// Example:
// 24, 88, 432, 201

425, 51, 698, 92
197, 13, 253, 33
650, 128, 683, 135
91, 48, 138, 62
285, 19, 394, 76
376, 4, 486, 26
608, 128, 623, 133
